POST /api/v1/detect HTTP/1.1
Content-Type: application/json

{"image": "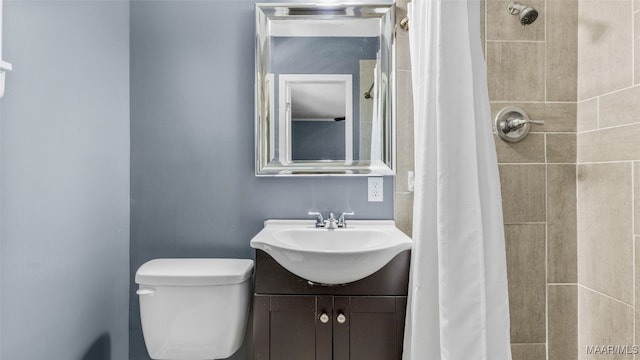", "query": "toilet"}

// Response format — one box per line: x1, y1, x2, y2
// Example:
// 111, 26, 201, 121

135, 258, 254, 360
